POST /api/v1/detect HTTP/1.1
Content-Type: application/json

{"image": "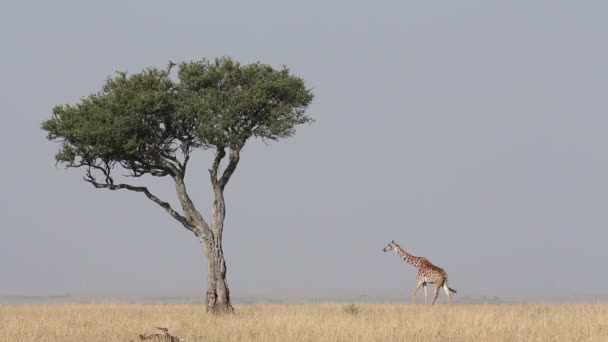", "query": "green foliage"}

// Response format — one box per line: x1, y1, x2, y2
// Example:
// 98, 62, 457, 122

42, 57, 313, 178
177, 57, 314, 148
42, 69, 182, 170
